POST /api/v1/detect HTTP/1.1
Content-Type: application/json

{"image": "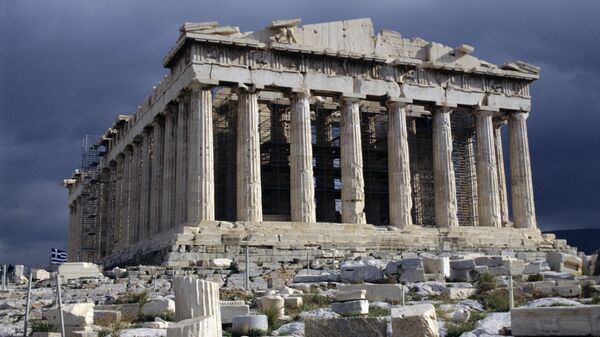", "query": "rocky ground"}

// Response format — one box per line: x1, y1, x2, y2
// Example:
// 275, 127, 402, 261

0, 249, 598, 337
